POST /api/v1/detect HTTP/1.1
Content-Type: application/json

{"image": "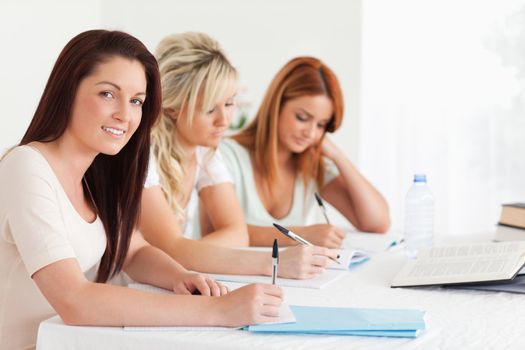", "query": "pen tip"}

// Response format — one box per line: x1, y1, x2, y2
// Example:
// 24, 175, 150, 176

273, 222, 285, 232
314, 192, 323, 205
272, 239, 279, 258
